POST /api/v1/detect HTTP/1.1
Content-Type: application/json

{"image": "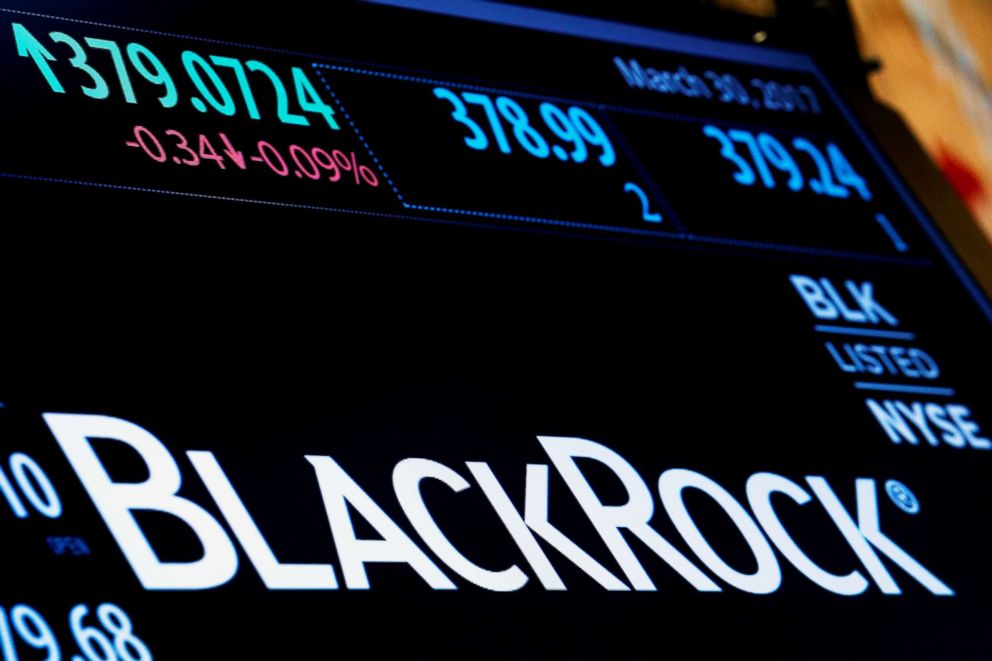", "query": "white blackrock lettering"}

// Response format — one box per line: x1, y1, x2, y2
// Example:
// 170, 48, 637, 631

43, 413, 954, 597
43, 414, 239, 590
